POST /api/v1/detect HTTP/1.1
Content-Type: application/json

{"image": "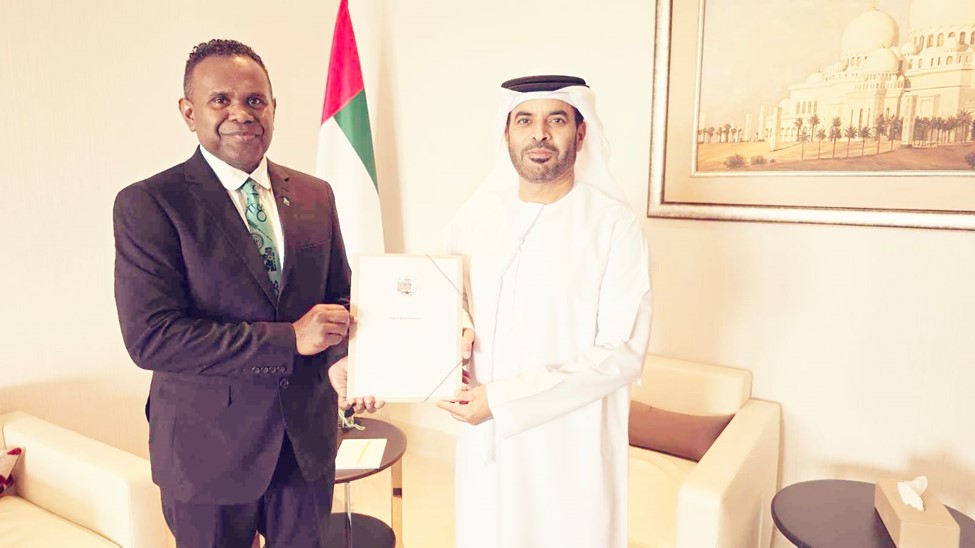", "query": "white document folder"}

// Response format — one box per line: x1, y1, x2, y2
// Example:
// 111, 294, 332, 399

348, 254, 464, 401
